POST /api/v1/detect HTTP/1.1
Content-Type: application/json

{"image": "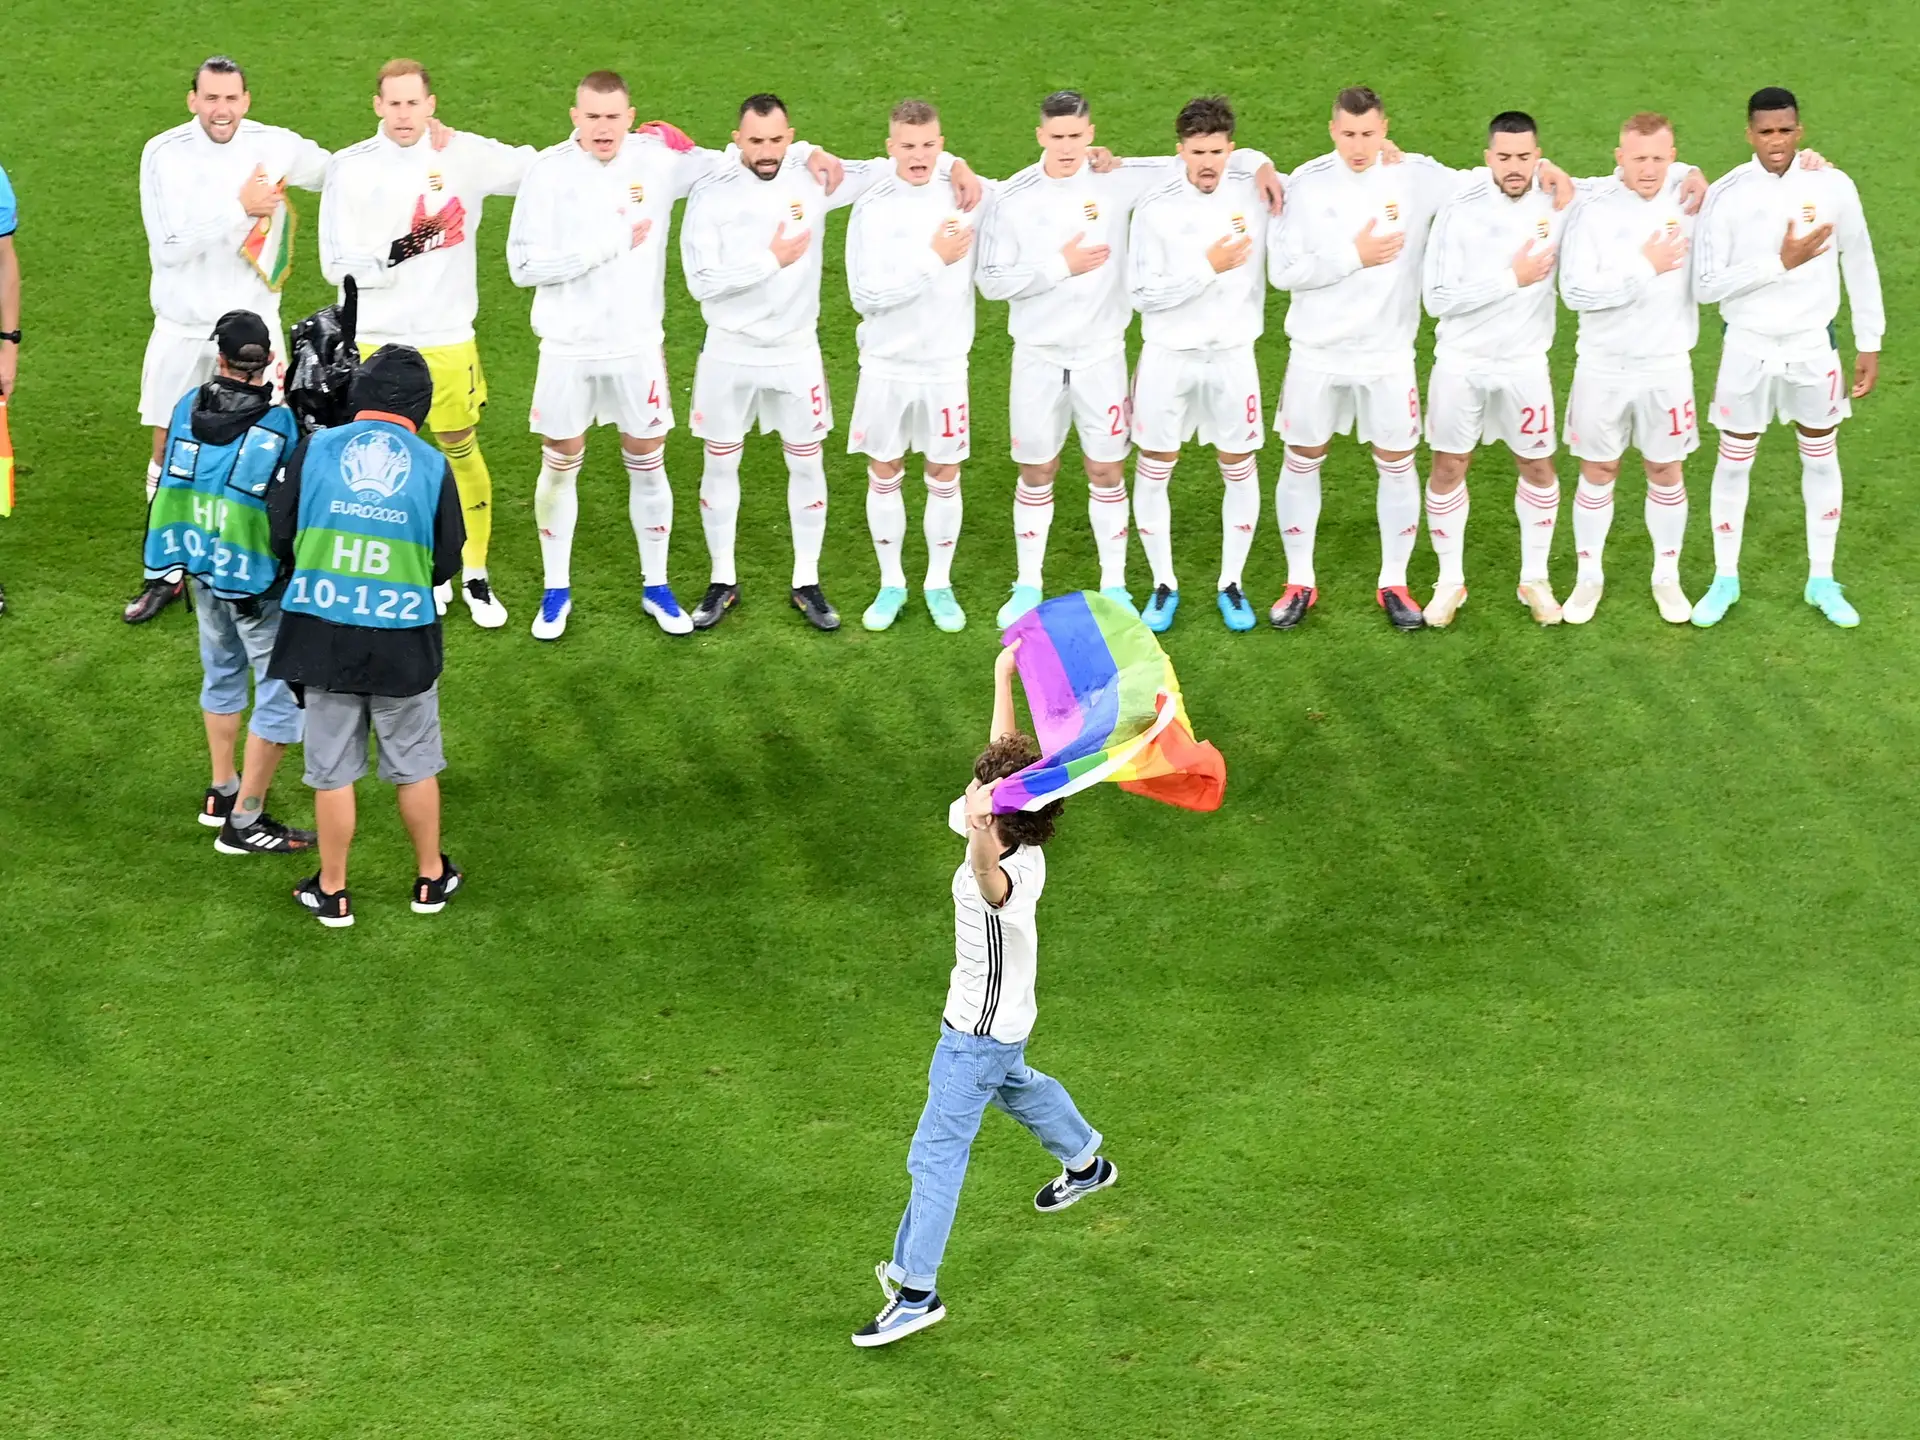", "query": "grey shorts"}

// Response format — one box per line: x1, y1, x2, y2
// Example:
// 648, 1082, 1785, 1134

301, 685, 445, 790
